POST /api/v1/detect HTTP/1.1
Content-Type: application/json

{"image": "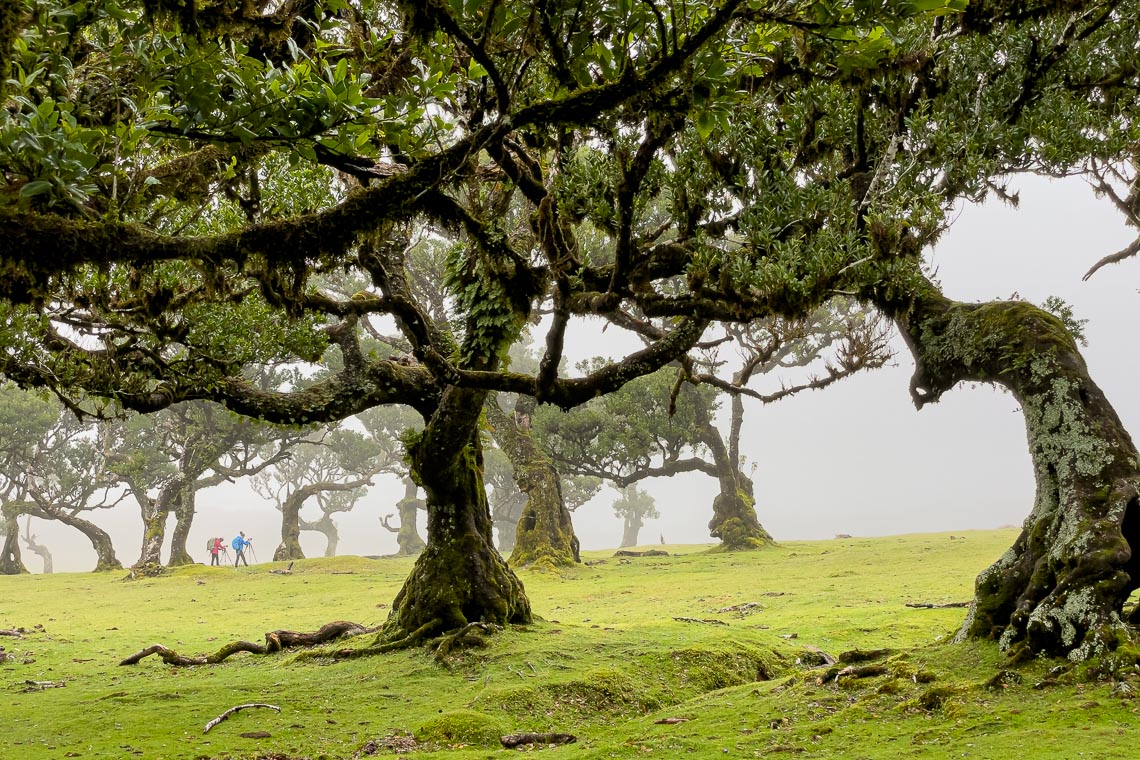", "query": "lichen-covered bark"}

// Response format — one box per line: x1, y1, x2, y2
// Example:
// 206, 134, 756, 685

136, 489, 172, 568
876, 277, 1140, 663
687, 386, 774, 551
385, 387, 531, 639
485, 396, 579, 568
